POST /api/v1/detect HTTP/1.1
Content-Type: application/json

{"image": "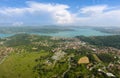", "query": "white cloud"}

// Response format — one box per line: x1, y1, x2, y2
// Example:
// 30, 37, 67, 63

0, 1, 74, 24
0, 1, 120, 26
80, 5, 107, 16
75, 5, 120, 26
27, 1, 74, 24
12, 22, 23, 26
0, 7, 27, 16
